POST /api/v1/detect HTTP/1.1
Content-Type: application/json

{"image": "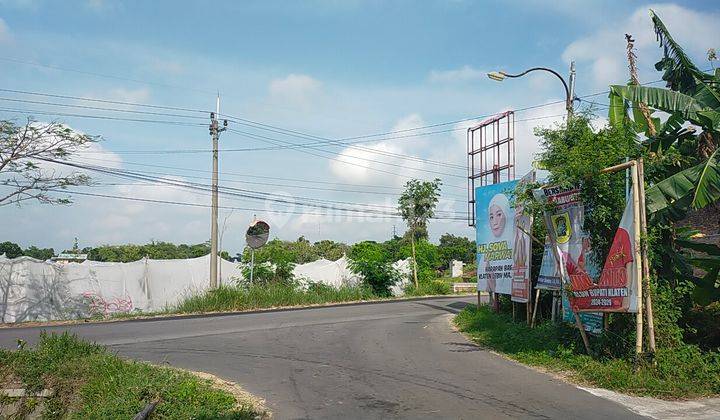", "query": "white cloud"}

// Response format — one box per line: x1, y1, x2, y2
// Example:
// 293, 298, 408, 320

0, 17, 11, 43
268, 74, 322, 108
147, 57, 184, 75
329, 114, 430, 185
563, 3, 720, 89
429, 65, 486, 83
108, 87, 151, 103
